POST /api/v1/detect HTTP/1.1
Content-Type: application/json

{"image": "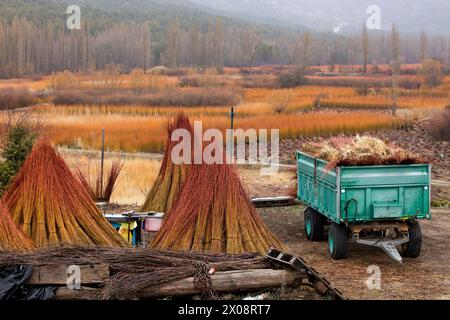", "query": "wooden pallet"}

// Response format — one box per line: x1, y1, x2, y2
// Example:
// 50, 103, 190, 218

266, 248, 346, 300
